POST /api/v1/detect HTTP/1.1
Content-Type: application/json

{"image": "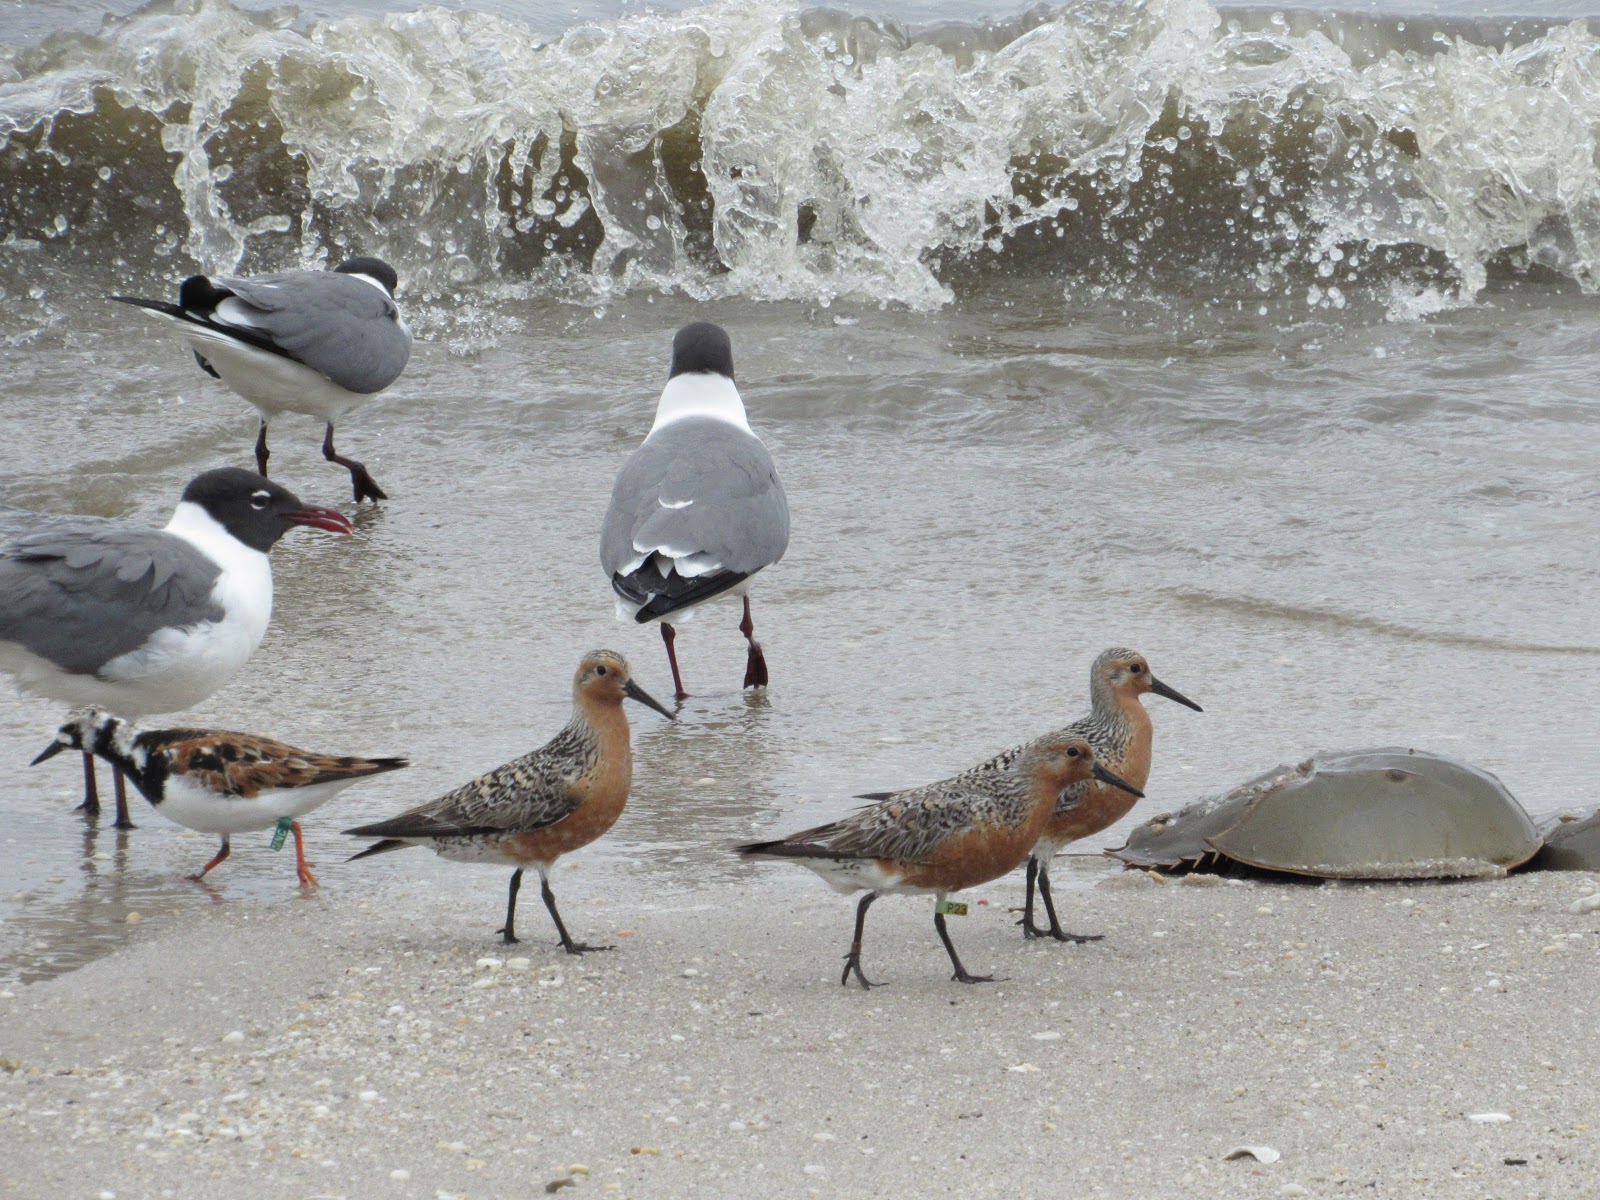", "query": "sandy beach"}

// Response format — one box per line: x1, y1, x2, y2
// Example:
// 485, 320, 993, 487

5, 854, 1600, 1200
